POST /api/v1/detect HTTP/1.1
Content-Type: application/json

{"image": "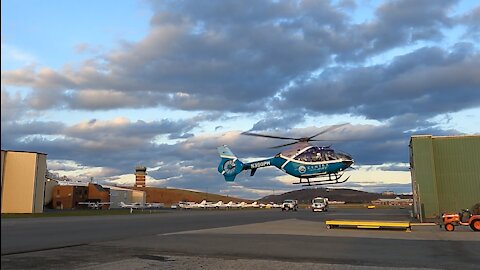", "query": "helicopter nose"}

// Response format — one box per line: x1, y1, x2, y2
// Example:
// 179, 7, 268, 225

342, 160, 353, 168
